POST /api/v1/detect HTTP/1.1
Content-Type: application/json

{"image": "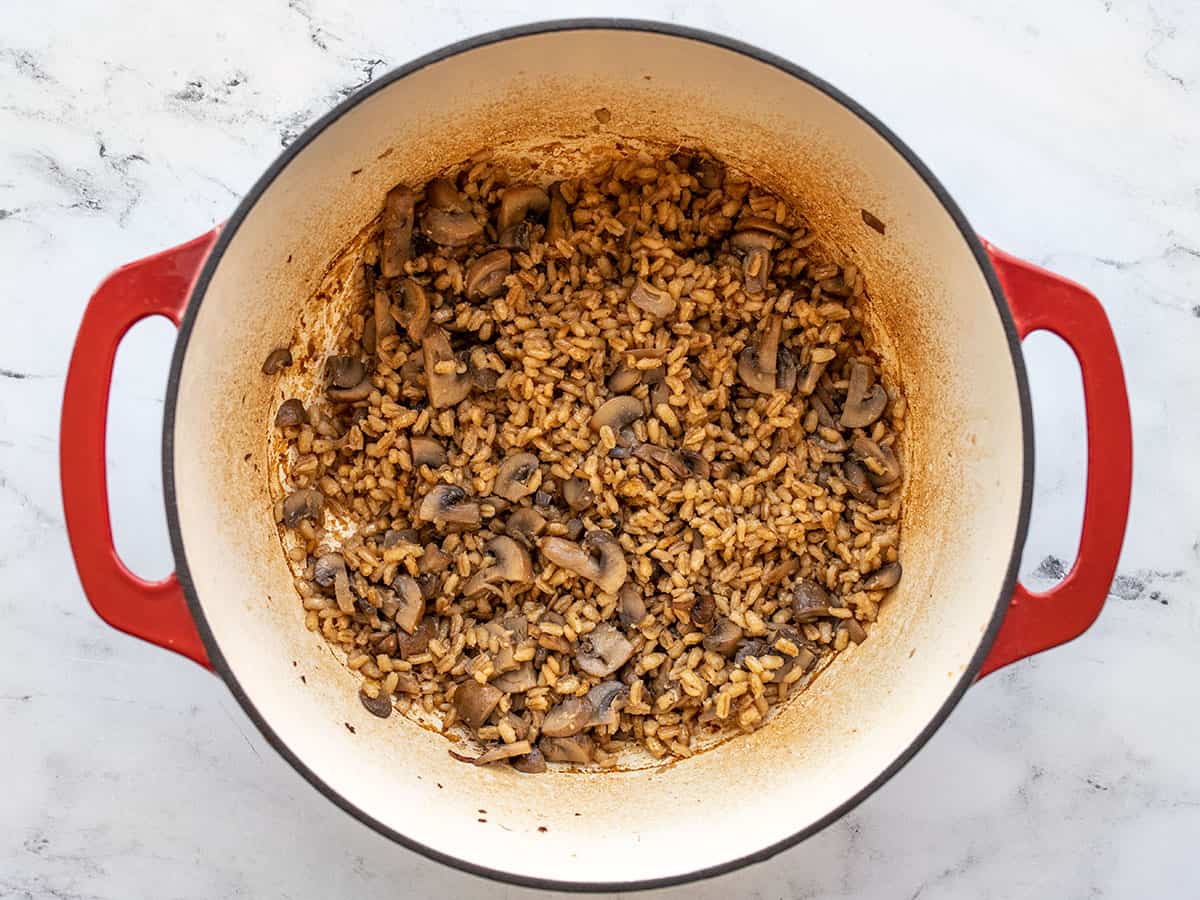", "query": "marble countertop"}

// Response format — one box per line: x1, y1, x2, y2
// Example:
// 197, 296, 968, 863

2, 0, 1197, 897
